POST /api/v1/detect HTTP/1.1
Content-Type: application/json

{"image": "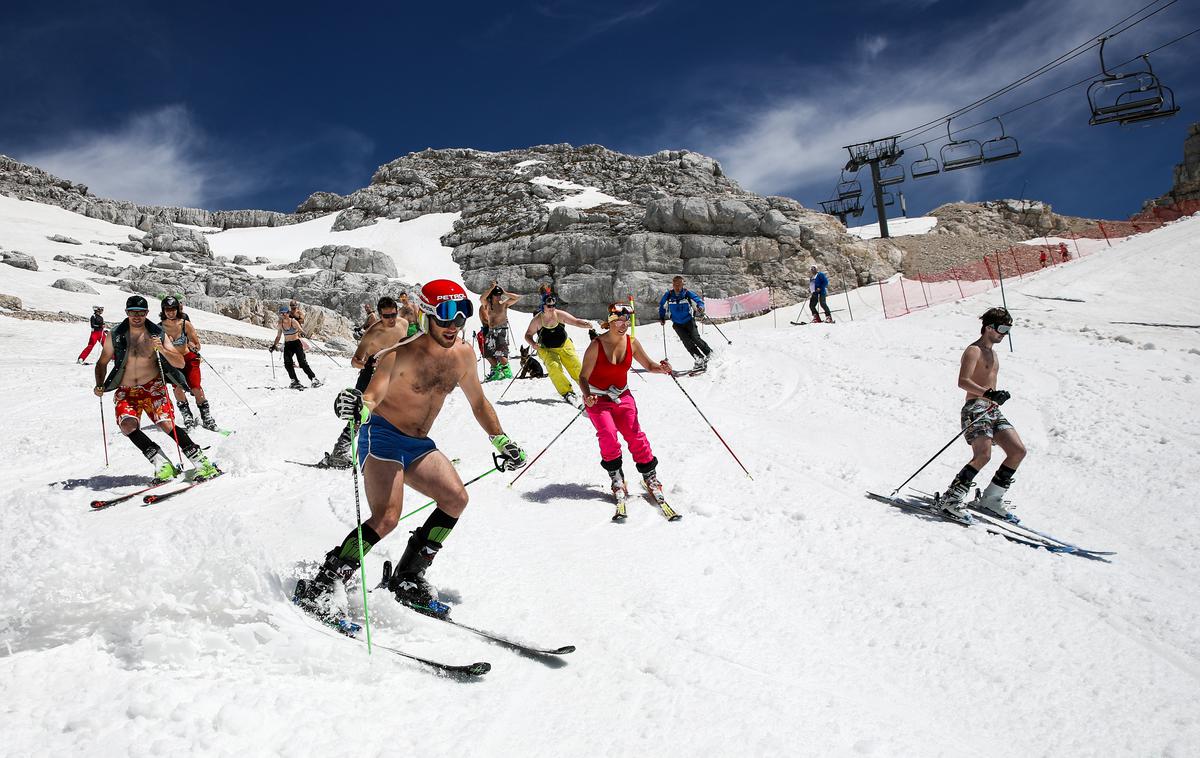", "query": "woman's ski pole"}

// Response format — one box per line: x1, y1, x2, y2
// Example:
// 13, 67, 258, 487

199, 353, 258, 416
671, 374, 751, 479
99, 395, 109, 467
509, 407, 586, 487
